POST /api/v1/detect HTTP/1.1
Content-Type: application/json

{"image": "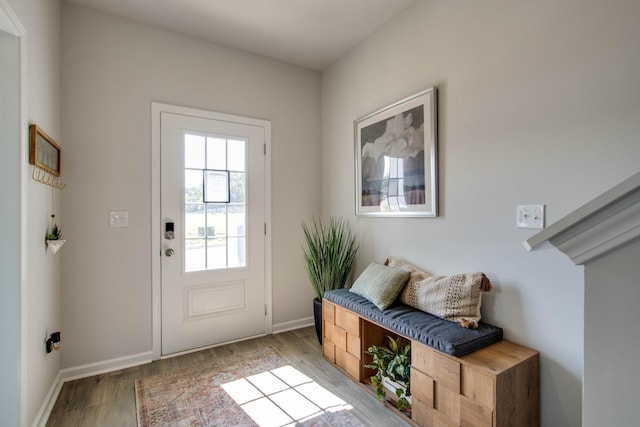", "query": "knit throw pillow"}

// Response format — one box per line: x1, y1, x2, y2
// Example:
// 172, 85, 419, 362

349, 262, 411, 310
400, 272, 492, 329
385, 256, 433, 287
